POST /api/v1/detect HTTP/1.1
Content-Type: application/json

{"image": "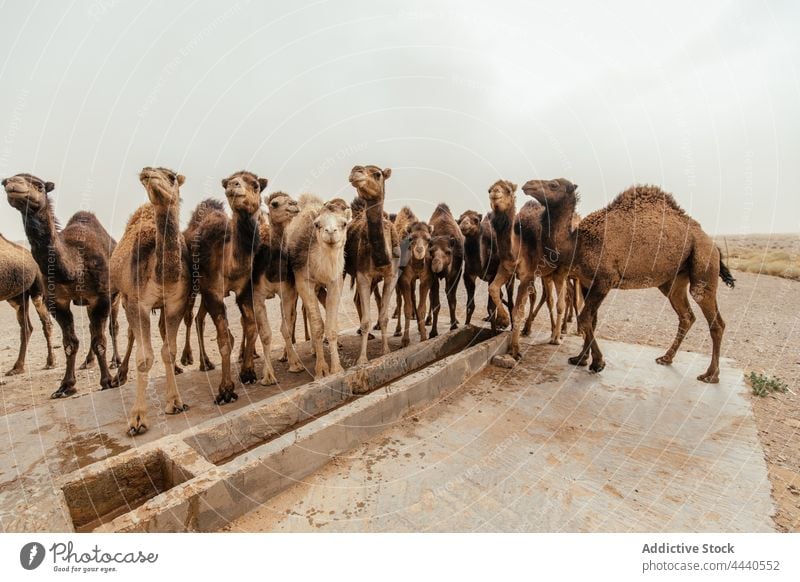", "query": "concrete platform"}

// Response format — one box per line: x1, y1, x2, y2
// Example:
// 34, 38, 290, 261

225, 333, 775, 532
